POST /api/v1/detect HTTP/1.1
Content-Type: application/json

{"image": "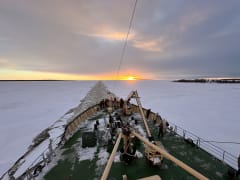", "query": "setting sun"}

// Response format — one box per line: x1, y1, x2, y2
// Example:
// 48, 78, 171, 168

127, 76, 137, 80
119, 74, 141, 81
